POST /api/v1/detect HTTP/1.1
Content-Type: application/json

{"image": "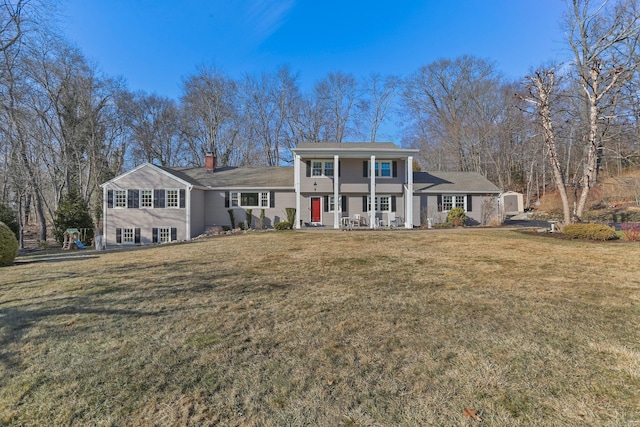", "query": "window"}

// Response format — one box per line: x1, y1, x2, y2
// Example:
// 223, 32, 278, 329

140, 189, 153, 208
442, 195, 465, 211
375, 161, 392, 177
367, 195, 394, 212
312, 161, 323, 177
122, 227, 135, 244
159, 227, 171, 243
230, 191, 270, 208
115, 190, 127, 208
308, 160, 335, 177
324, 161, 334, 177
328, 195, 339, 212
166, 189, 179, 208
